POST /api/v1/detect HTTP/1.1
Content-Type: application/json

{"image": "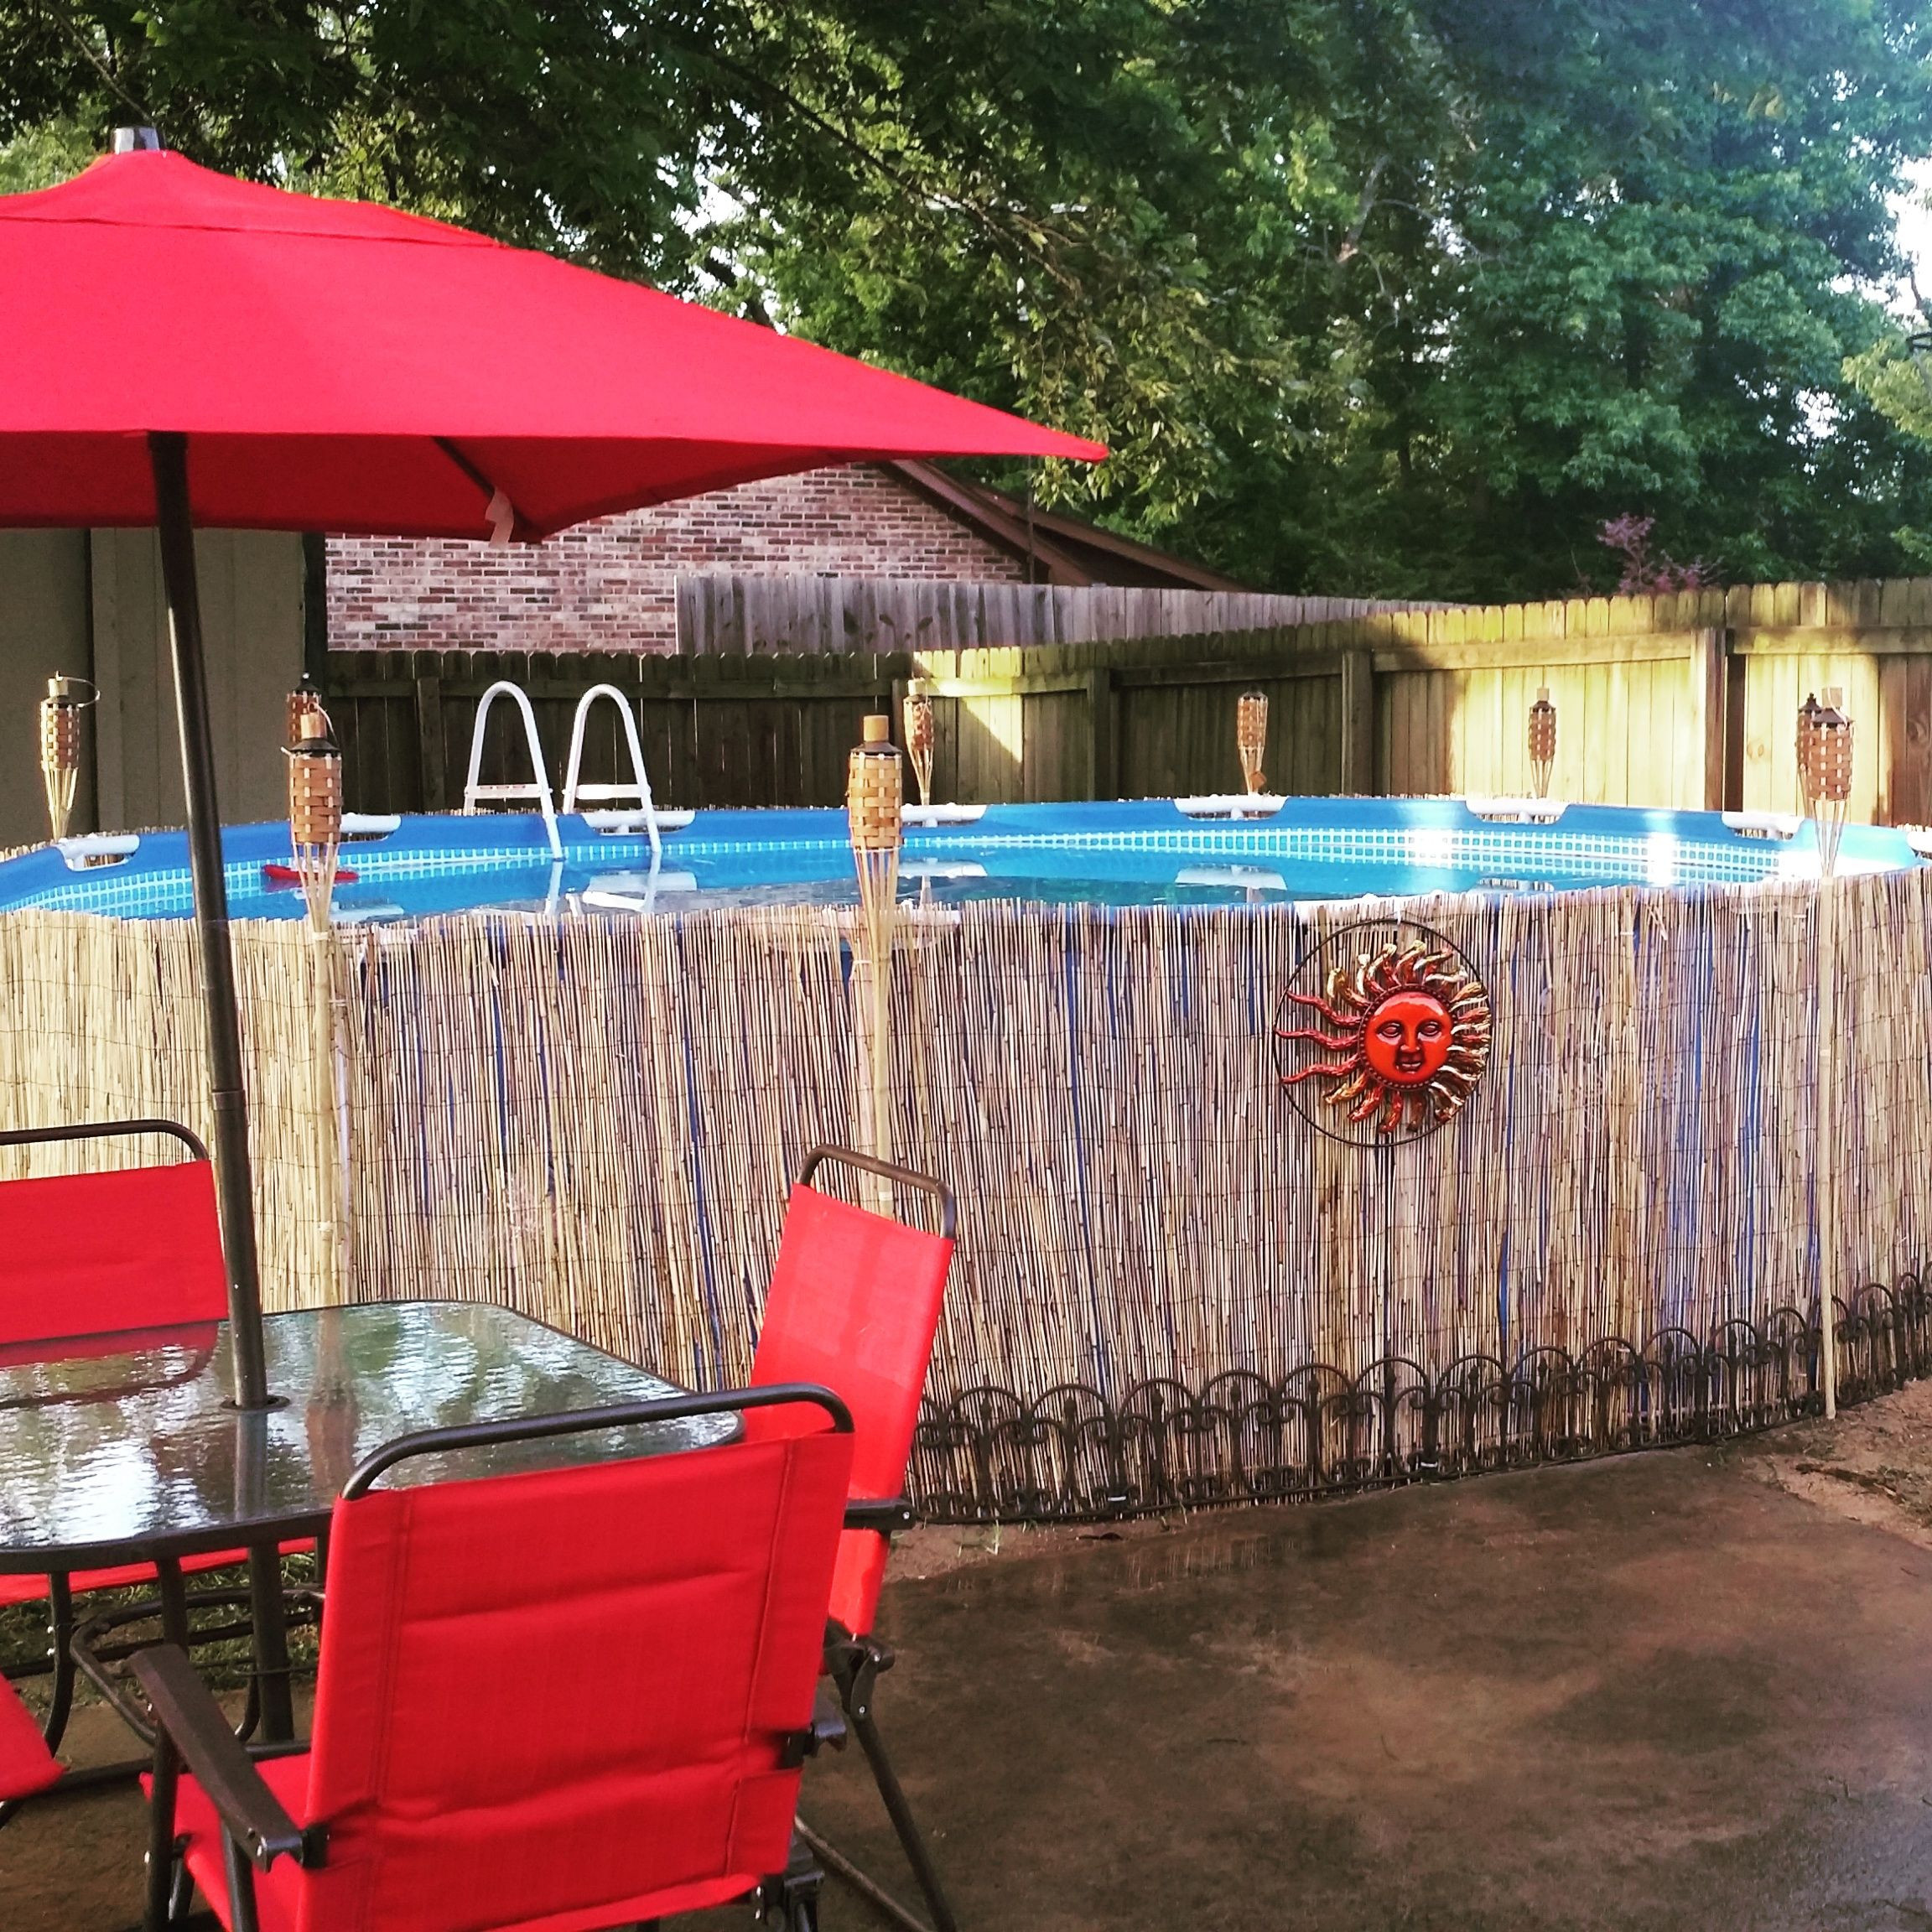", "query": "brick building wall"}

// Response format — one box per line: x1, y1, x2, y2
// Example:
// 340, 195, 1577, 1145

326, 463, 1029, 653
